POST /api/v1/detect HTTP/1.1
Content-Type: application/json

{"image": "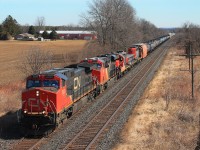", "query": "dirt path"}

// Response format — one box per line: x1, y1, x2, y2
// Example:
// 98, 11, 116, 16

113, 47, 200, 150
